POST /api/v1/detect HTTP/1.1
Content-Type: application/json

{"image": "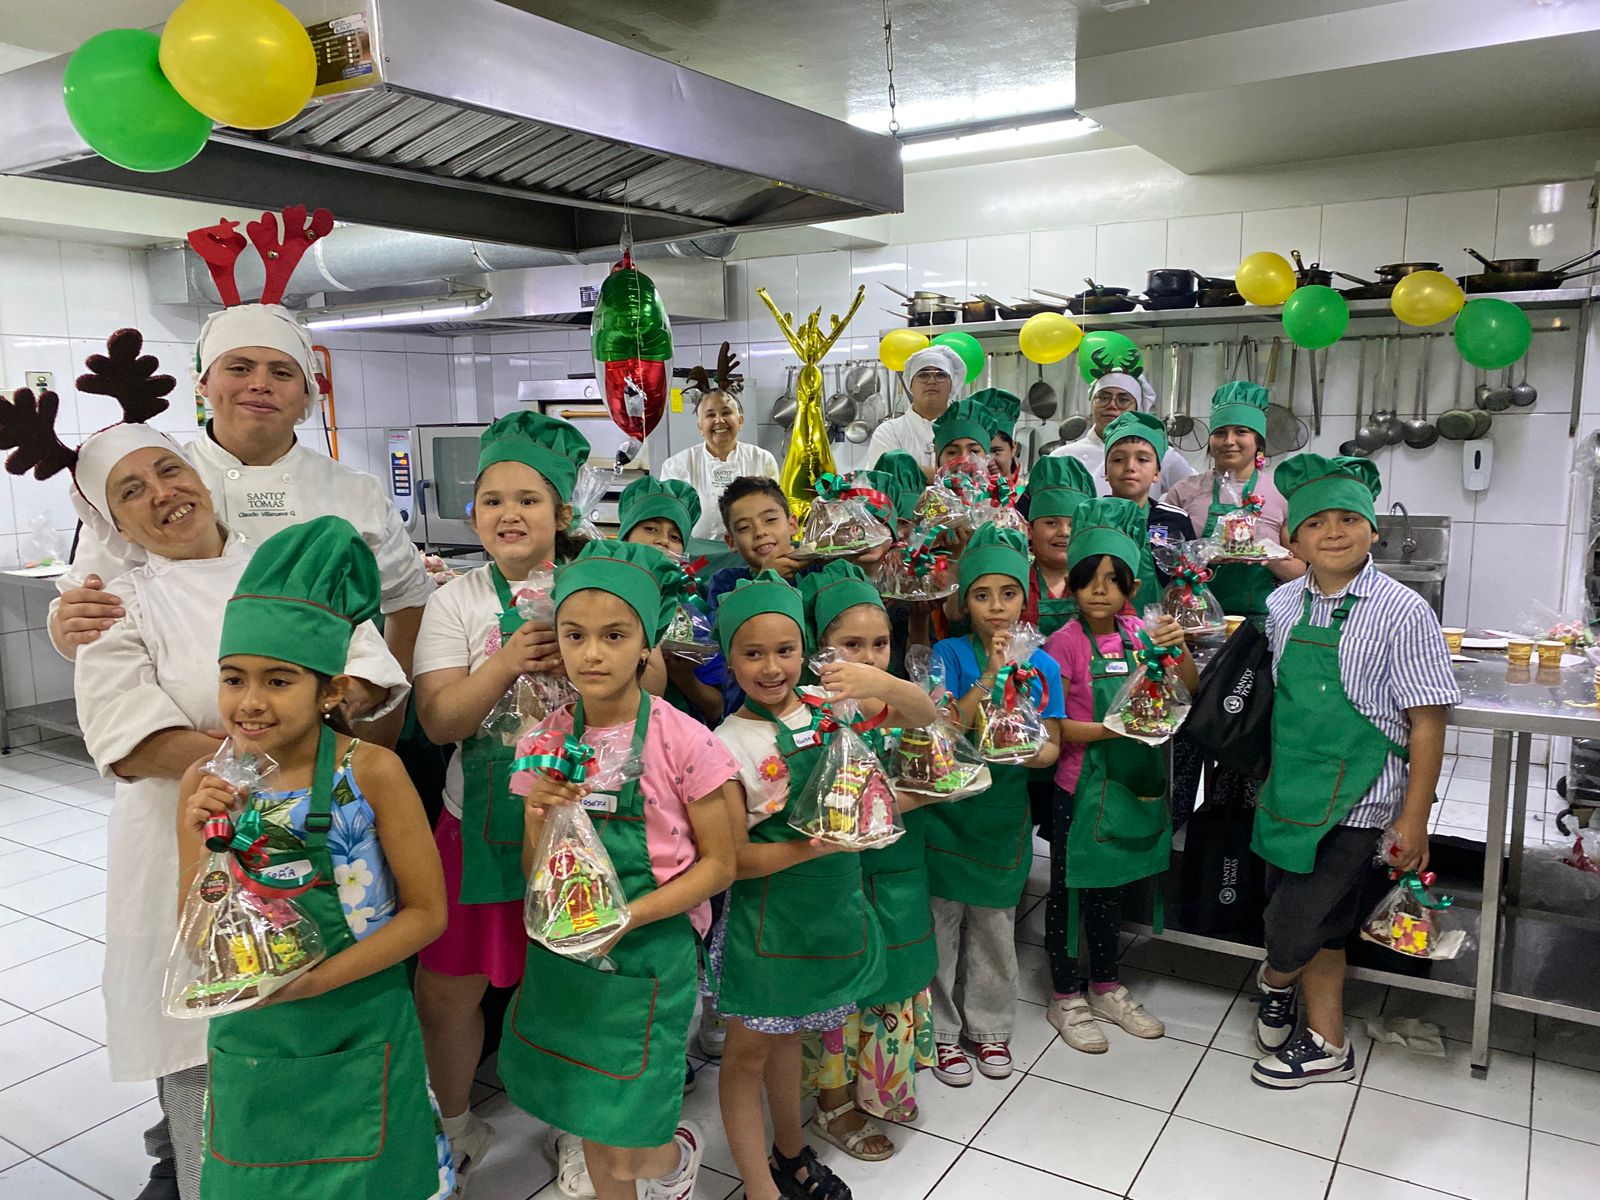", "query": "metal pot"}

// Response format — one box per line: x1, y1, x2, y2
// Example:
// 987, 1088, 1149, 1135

961, 297, 997, 322
1145, 268, 1197, 296
1291, 250, 1332, 288
1198, 285, 1245, 308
